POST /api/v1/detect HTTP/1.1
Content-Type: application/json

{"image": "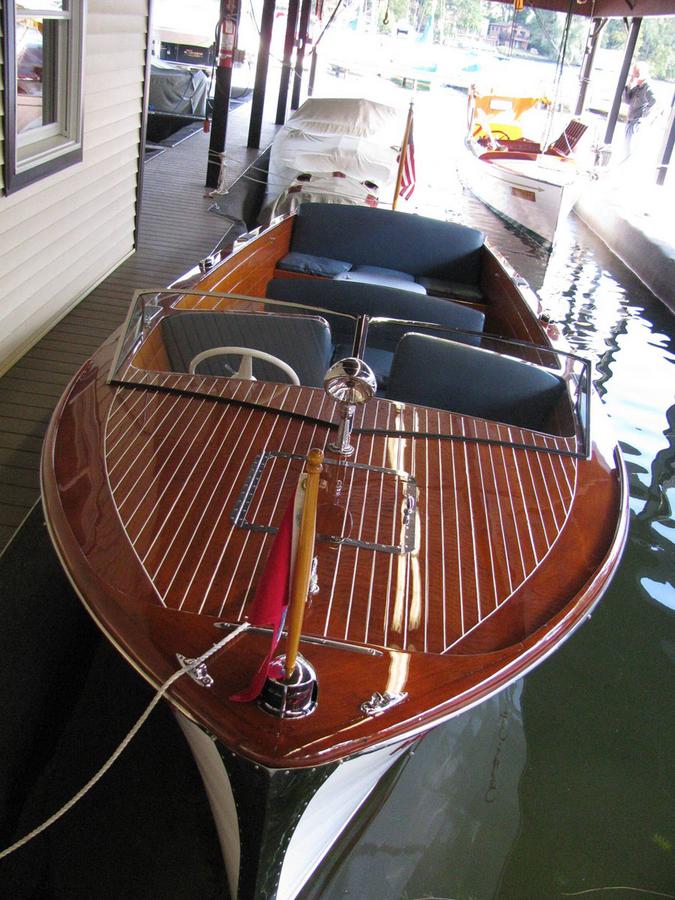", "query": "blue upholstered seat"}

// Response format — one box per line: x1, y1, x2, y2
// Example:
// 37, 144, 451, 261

278, 203, 486, 301
161, 310, 332, 388
265, 278, 486, 388
265, 278, 485, 337
386, 333, 566, 431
